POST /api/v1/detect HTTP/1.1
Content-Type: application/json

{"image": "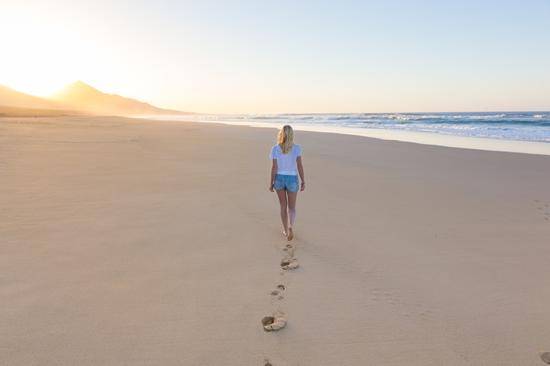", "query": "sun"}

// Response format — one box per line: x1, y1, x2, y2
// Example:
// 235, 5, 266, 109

0, 3, 105, 97
0, 14, 77, 96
